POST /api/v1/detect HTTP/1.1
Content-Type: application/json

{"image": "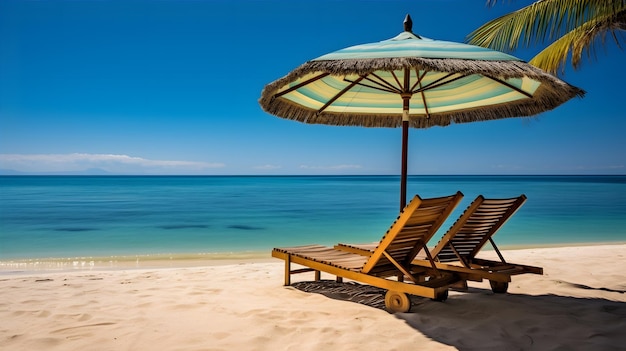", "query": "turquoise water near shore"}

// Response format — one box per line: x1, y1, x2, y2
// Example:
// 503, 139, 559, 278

1, 175, 625, 261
